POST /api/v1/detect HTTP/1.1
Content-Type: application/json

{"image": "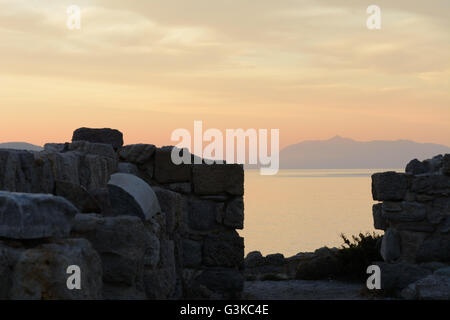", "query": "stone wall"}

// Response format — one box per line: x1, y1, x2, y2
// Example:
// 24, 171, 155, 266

0, 128, 245, 300
118, 144, 245, 299
372, 154, 450, 297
